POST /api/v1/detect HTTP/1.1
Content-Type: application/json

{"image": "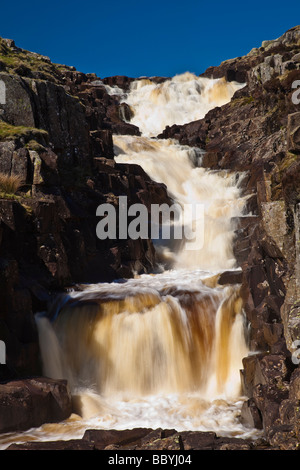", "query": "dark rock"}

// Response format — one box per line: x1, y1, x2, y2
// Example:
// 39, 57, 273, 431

6, 427, 269, 450
241, 354, 267, 397
101, 75, 135, 91
218, 270, 243, 285
289, 367, 300, 400
240, 398, 263, 430
180, 431, 217, 450
268, 425, 300, 450
279, 398, 300, 427
90, 129, 114, 159
82, 428, 153, 450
